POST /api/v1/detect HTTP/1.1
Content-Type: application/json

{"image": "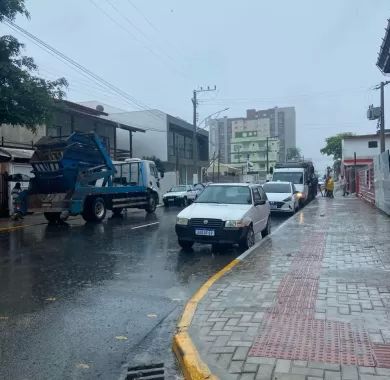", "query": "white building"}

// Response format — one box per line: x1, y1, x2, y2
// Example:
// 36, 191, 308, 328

342, 133, 390, 167
79, 102, 209, 185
